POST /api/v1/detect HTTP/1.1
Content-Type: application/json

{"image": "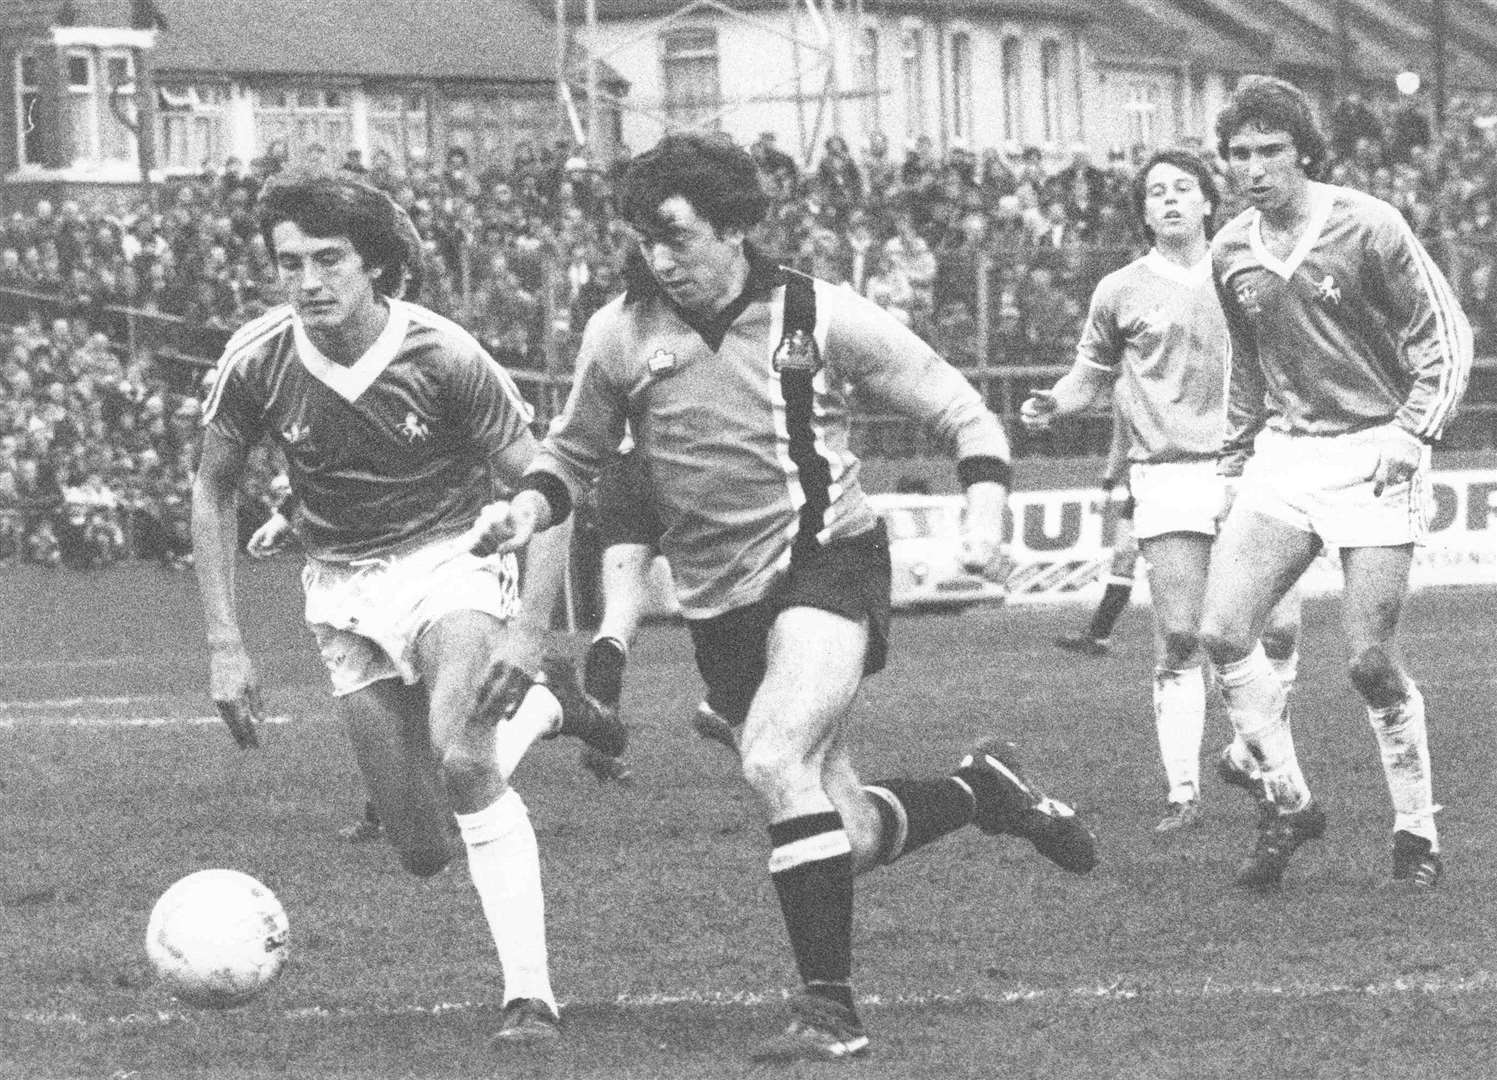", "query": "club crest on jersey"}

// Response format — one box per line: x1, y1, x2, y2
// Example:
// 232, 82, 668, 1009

1233, 281, 1262, 316
1316, 274, 1342, 305
398, 412, 430, 444
282, 421, 310, 446
773, 328, 822, 374
646, 348, 677, 374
